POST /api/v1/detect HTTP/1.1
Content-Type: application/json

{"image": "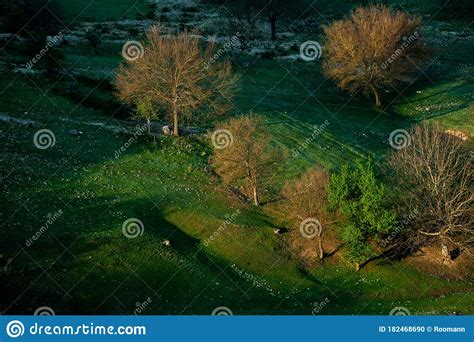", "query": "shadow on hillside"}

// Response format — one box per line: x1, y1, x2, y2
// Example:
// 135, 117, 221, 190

399, 80, 471, 105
